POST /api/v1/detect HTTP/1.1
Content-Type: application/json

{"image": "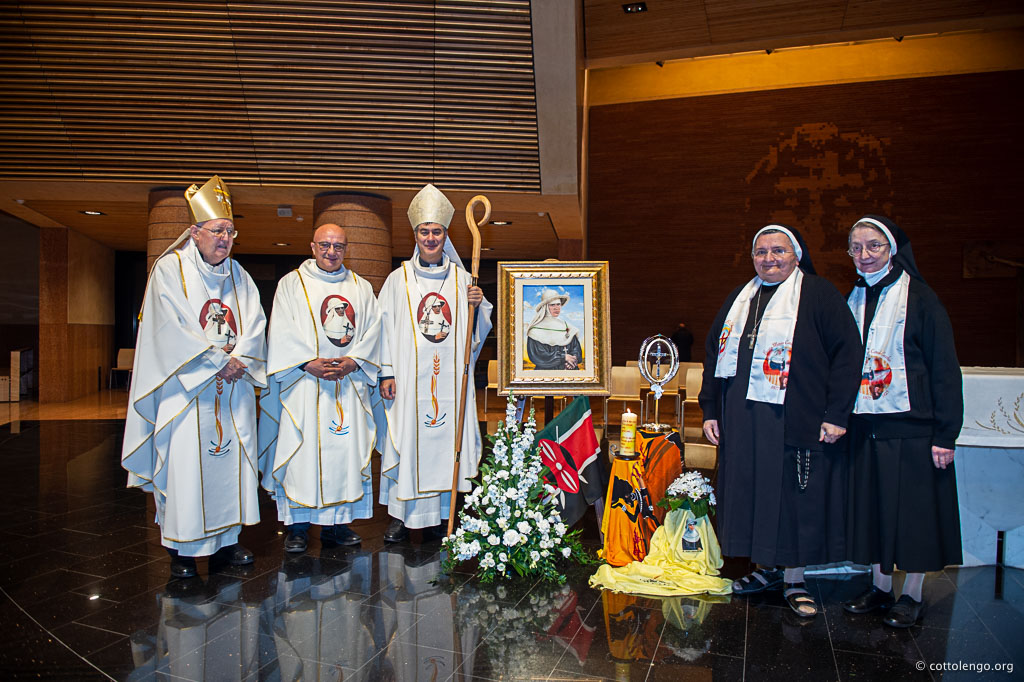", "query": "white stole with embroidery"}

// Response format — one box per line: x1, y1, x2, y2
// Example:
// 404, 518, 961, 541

848, 270, 911, 414
715, 268, 803, 405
